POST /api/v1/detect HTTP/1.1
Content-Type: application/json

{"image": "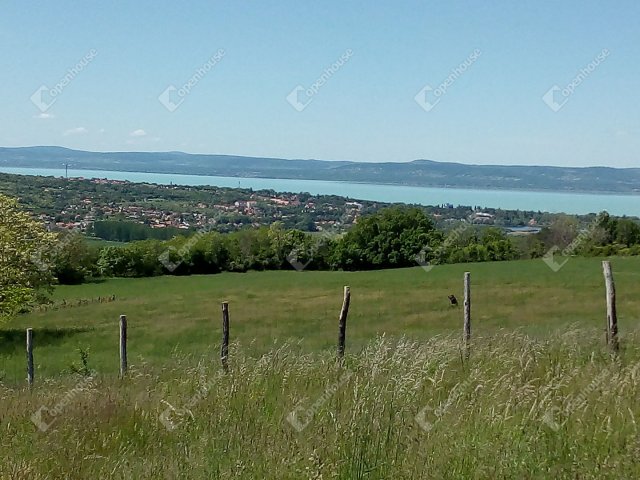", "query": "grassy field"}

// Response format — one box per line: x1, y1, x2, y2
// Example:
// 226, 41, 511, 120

2, 256, 640, 478
2, 256, 639, 381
